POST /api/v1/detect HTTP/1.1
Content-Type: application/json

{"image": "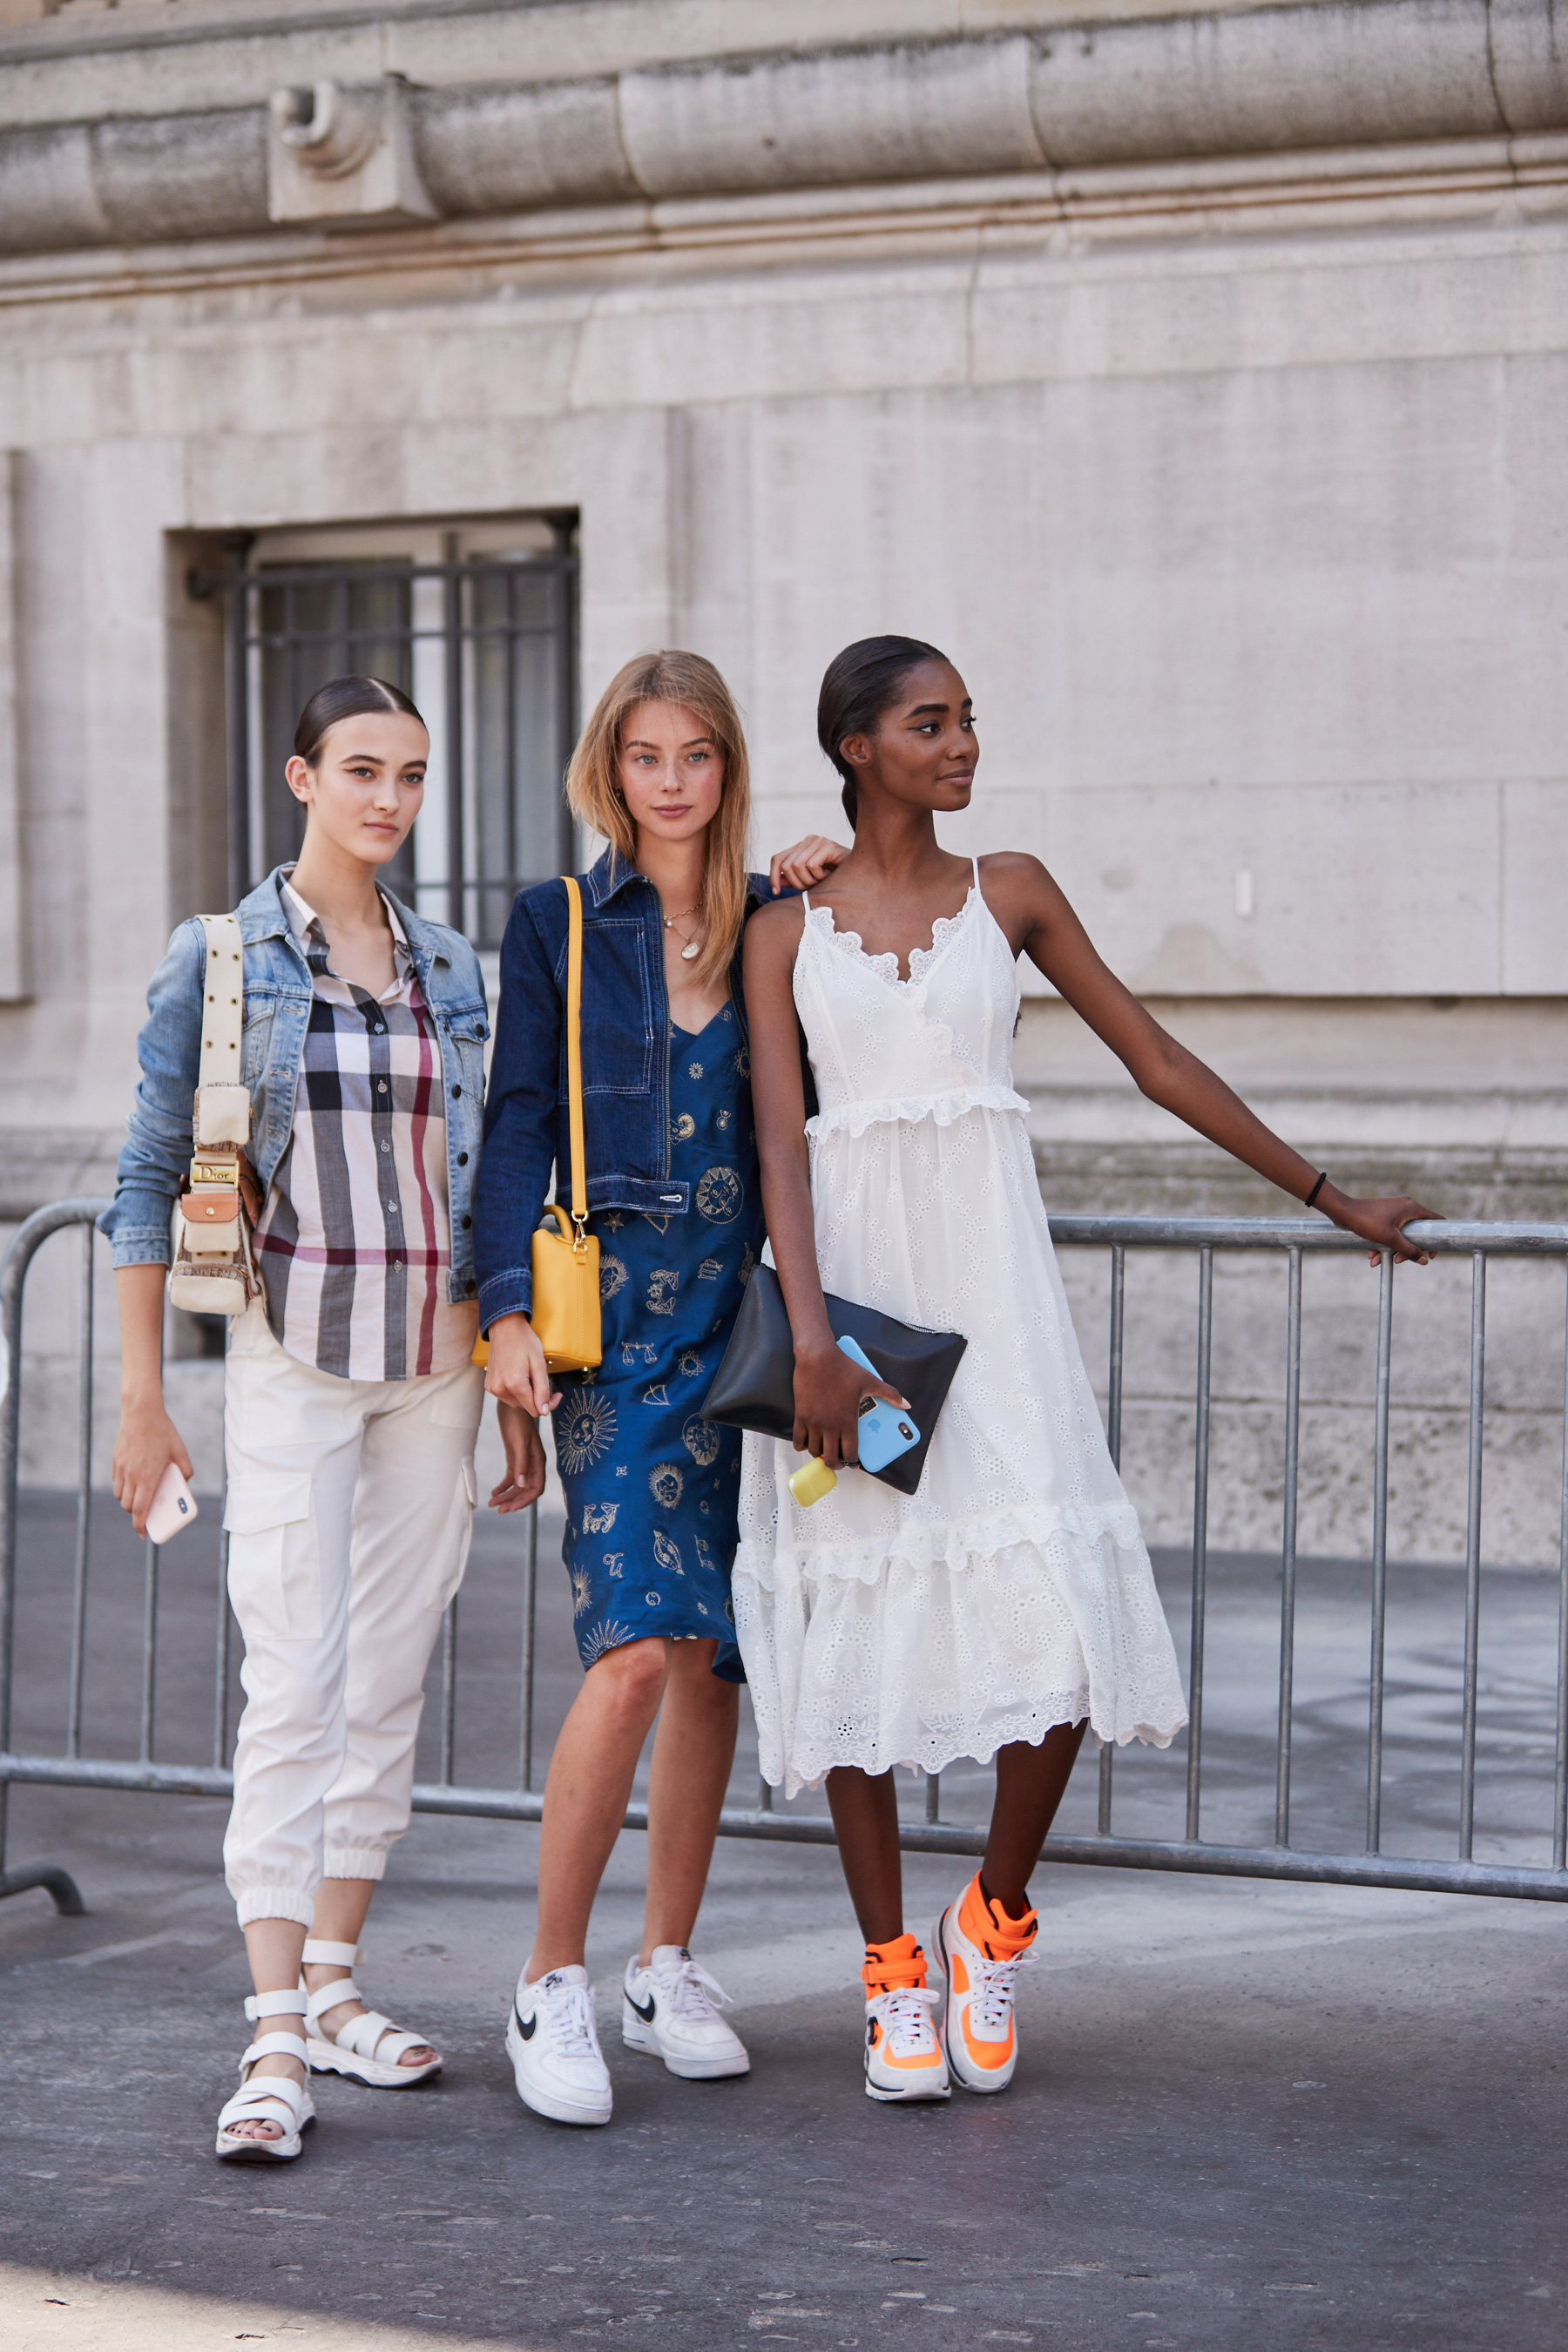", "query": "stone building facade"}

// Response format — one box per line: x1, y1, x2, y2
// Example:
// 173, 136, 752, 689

1, 0, 1565, 1560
